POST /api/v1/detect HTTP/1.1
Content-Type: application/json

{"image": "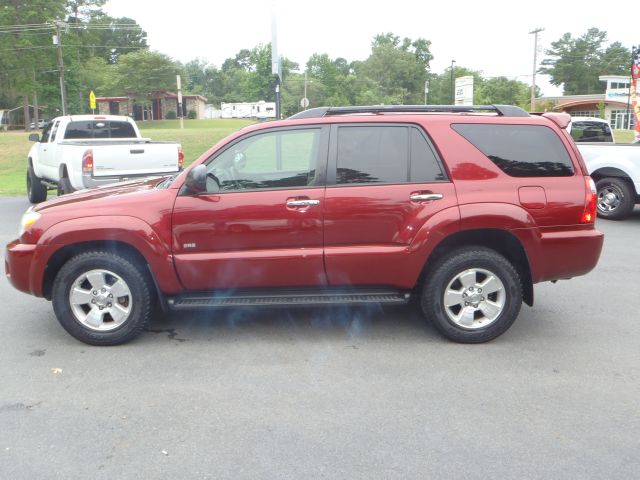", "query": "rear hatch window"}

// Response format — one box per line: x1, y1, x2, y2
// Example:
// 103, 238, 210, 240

452, 124, 574, 177
64, 121, 136, 139
570, 121, 613, 142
